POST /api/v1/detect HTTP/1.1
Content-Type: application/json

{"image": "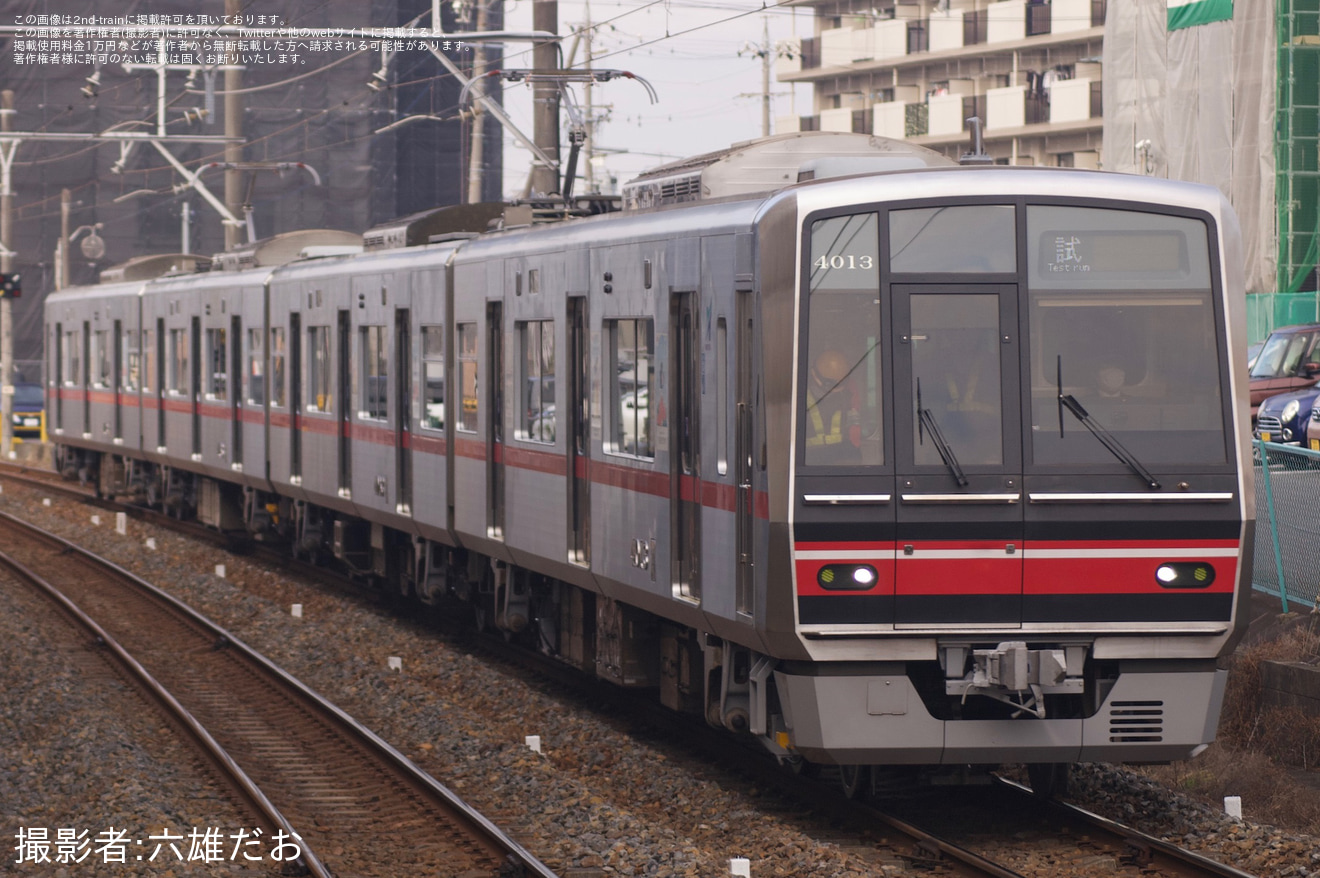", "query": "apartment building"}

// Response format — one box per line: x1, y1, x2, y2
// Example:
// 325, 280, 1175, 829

776, 0, 1107, 167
